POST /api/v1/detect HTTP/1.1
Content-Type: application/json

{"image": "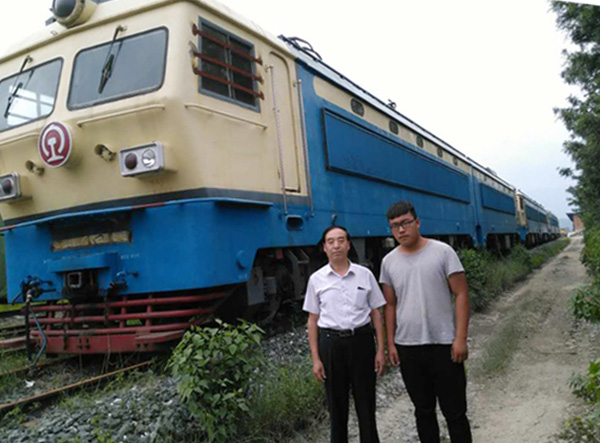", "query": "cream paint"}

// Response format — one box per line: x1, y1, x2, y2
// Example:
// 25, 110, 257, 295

0, 0, 307, 221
